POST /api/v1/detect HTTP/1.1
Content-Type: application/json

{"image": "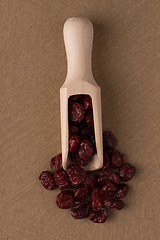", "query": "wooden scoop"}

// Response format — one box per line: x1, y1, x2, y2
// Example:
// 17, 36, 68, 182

60, 17, 103, 171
